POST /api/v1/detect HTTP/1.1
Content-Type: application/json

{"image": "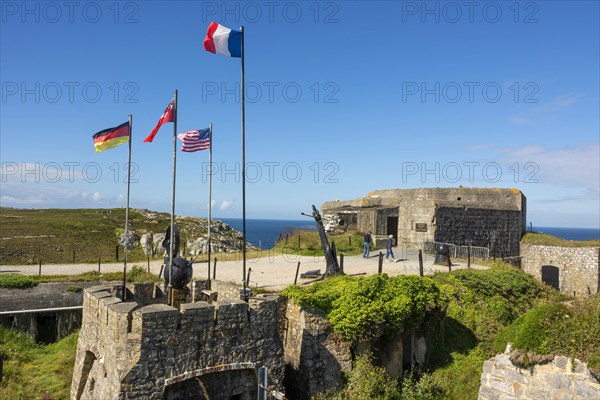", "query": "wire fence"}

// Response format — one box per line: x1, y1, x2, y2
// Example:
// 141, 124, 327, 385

423, 241, 490, 260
